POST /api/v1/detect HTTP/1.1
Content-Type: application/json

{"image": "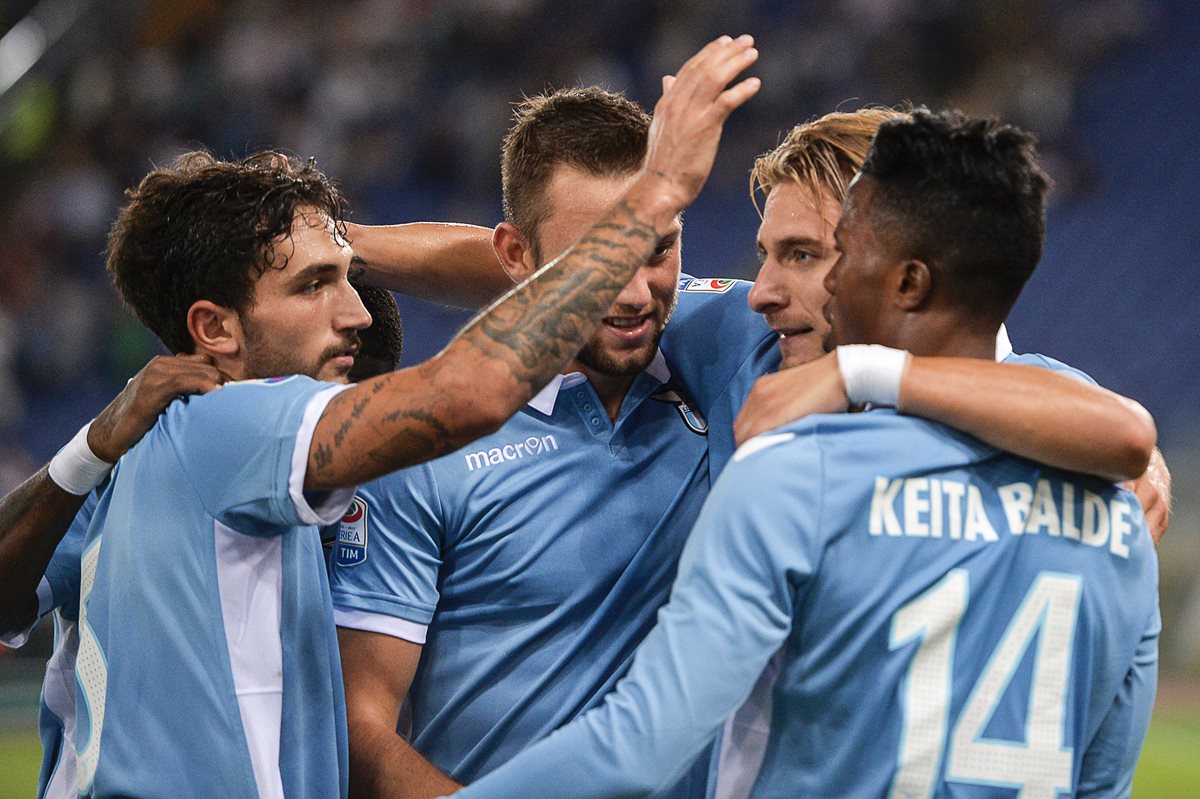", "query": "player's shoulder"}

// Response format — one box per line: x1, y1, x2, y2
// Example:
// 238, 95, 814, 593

677, 274, 751, 296
730, 411, 993, 476
1004, 351, 1097, 385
